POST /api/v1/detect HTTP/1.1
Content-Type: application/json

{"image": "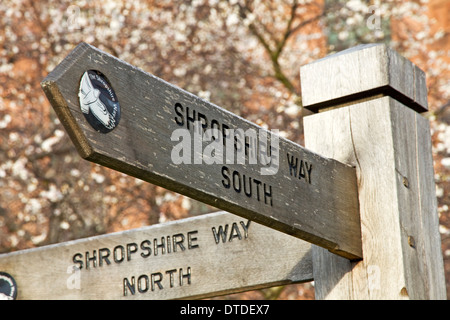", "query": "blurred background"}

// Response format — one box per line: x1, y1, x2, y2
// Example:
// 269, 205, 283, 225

0, 0, 449, 299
